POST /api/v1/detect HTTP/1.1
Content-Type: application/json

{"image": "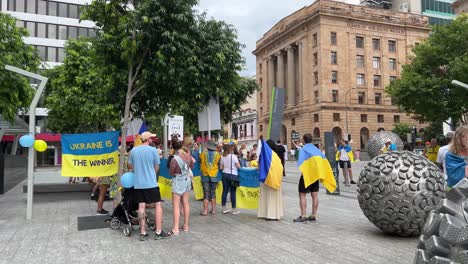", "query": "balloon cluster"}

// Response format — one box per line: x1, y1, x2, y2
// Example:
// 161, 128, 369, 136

19, 135, 48, 152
